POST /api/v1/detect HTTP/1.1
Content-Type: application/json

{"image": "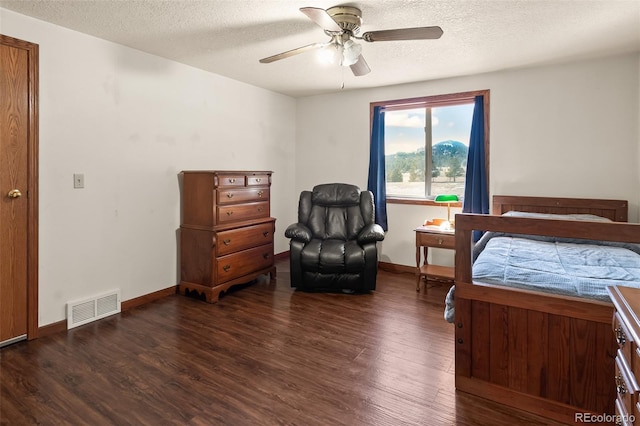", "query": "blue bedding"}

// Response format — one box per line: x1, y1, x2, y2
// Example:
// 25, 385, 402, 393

472, 211, 621, 262
443, 211, 640, 322
473, 236, 640, 301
